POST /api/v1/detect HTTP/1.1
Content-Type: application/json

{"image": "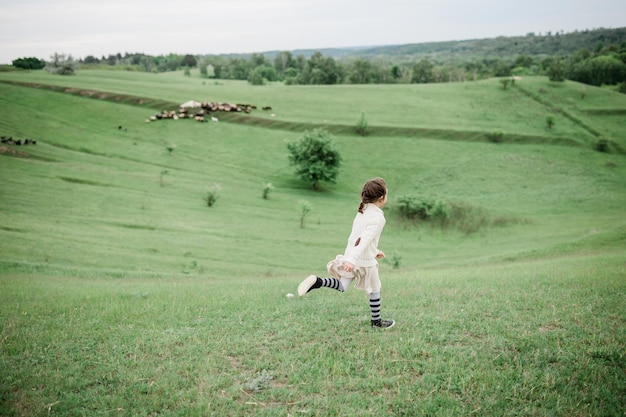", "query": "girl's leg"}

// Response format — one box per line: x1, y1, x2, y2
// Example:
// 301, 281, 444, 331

298, 275, 345, 296
369, 292, 381, 321
370, 291, 395, 329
